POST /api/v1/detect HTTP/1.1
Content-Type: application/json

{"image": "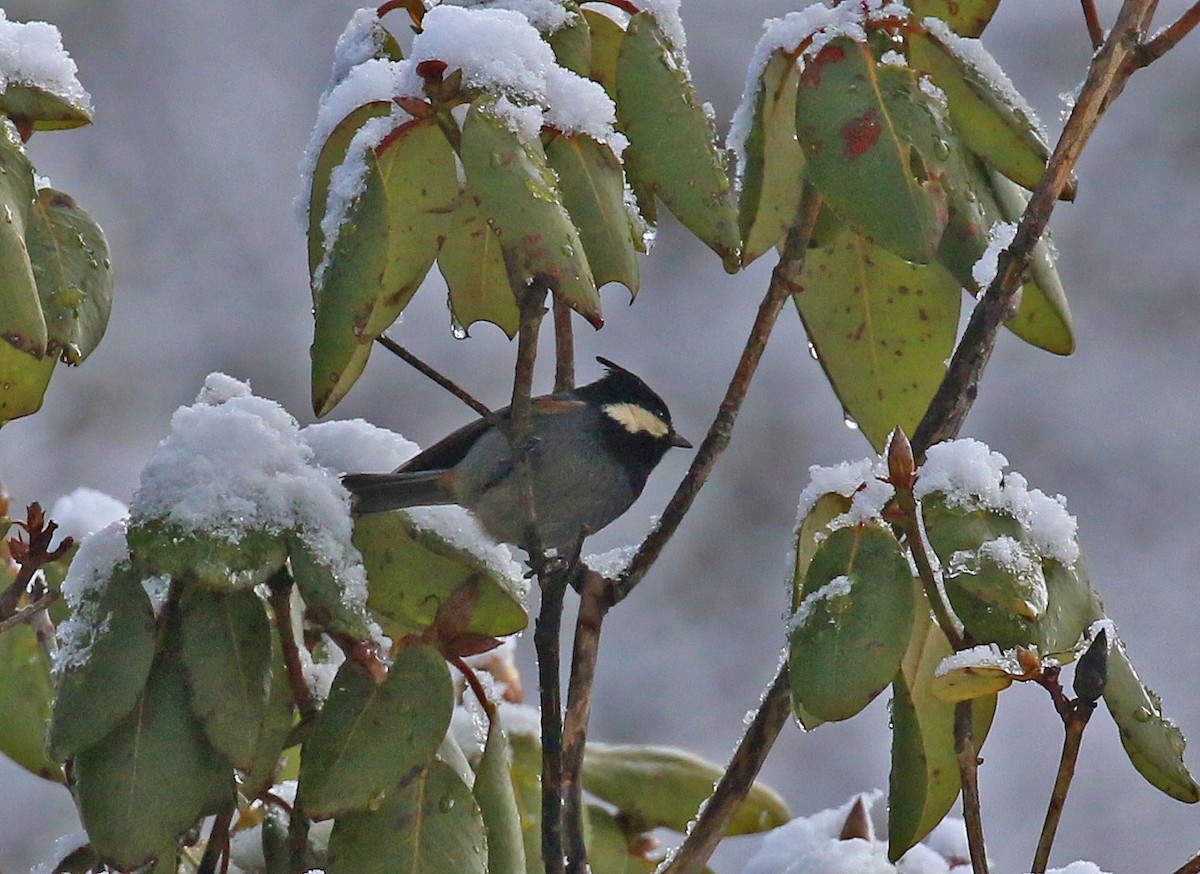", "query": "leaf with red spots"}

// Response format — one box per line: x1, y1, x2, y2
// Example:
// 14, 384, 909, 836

795, 38, 948, 263
908, 0, 1001, 37
793, 227, 960, 452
